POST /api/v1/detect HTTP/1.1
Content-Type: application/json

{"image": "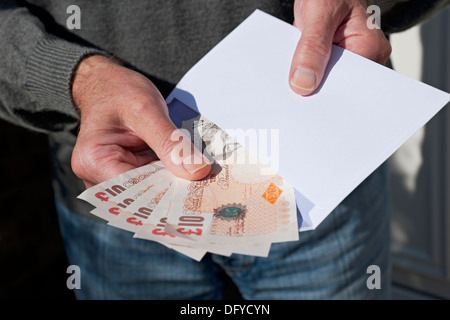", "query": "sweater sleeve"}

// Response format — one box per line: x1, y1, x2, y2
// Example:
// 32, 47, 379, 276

0, 0, 104, 134
369, 0, 407, 14
370, 0, 450, 33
